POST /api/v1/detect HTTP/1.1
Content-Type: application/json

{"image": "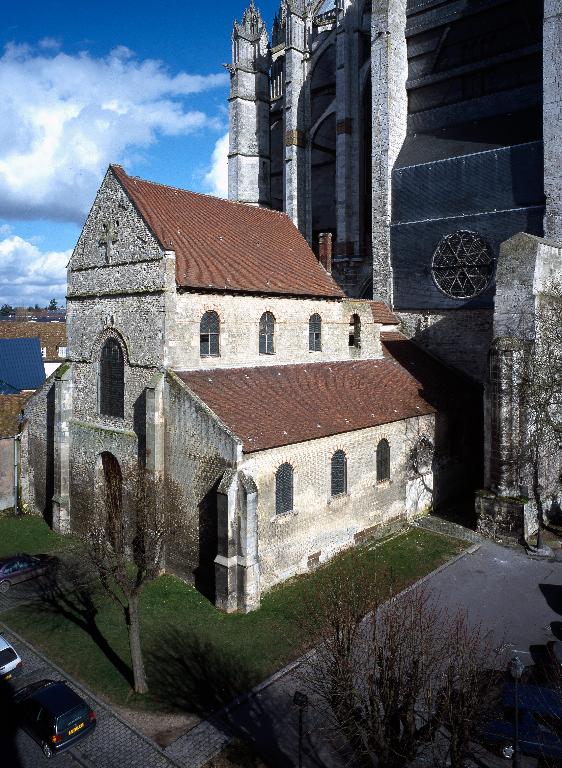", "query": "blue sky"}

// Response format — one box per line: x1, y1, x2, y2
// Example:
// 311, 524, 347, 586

0, 0, 278, 307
